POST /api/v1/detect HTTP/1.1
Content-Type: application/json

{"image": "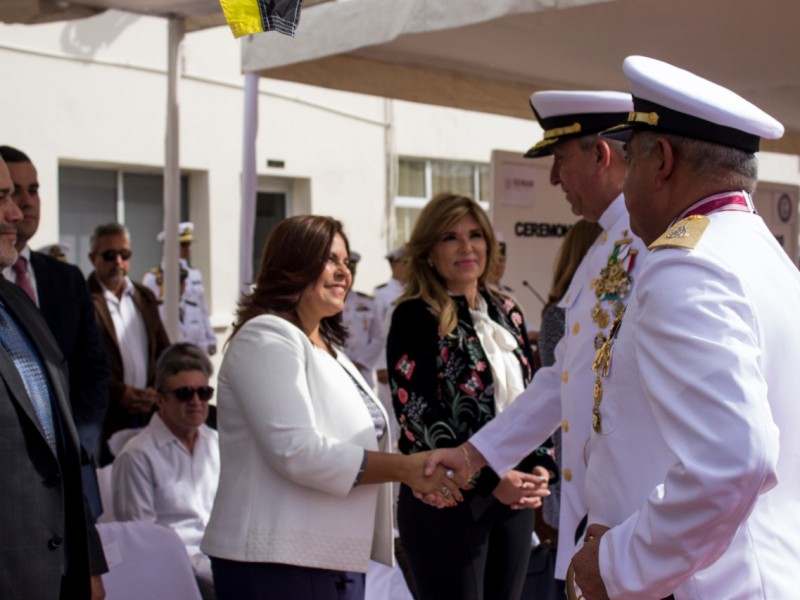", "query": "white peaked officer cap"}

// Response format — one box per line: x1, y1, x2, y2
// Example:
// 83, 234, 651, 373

602, 55, 784, 152
524, 90, 633, 158
156, 221, 195, 243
